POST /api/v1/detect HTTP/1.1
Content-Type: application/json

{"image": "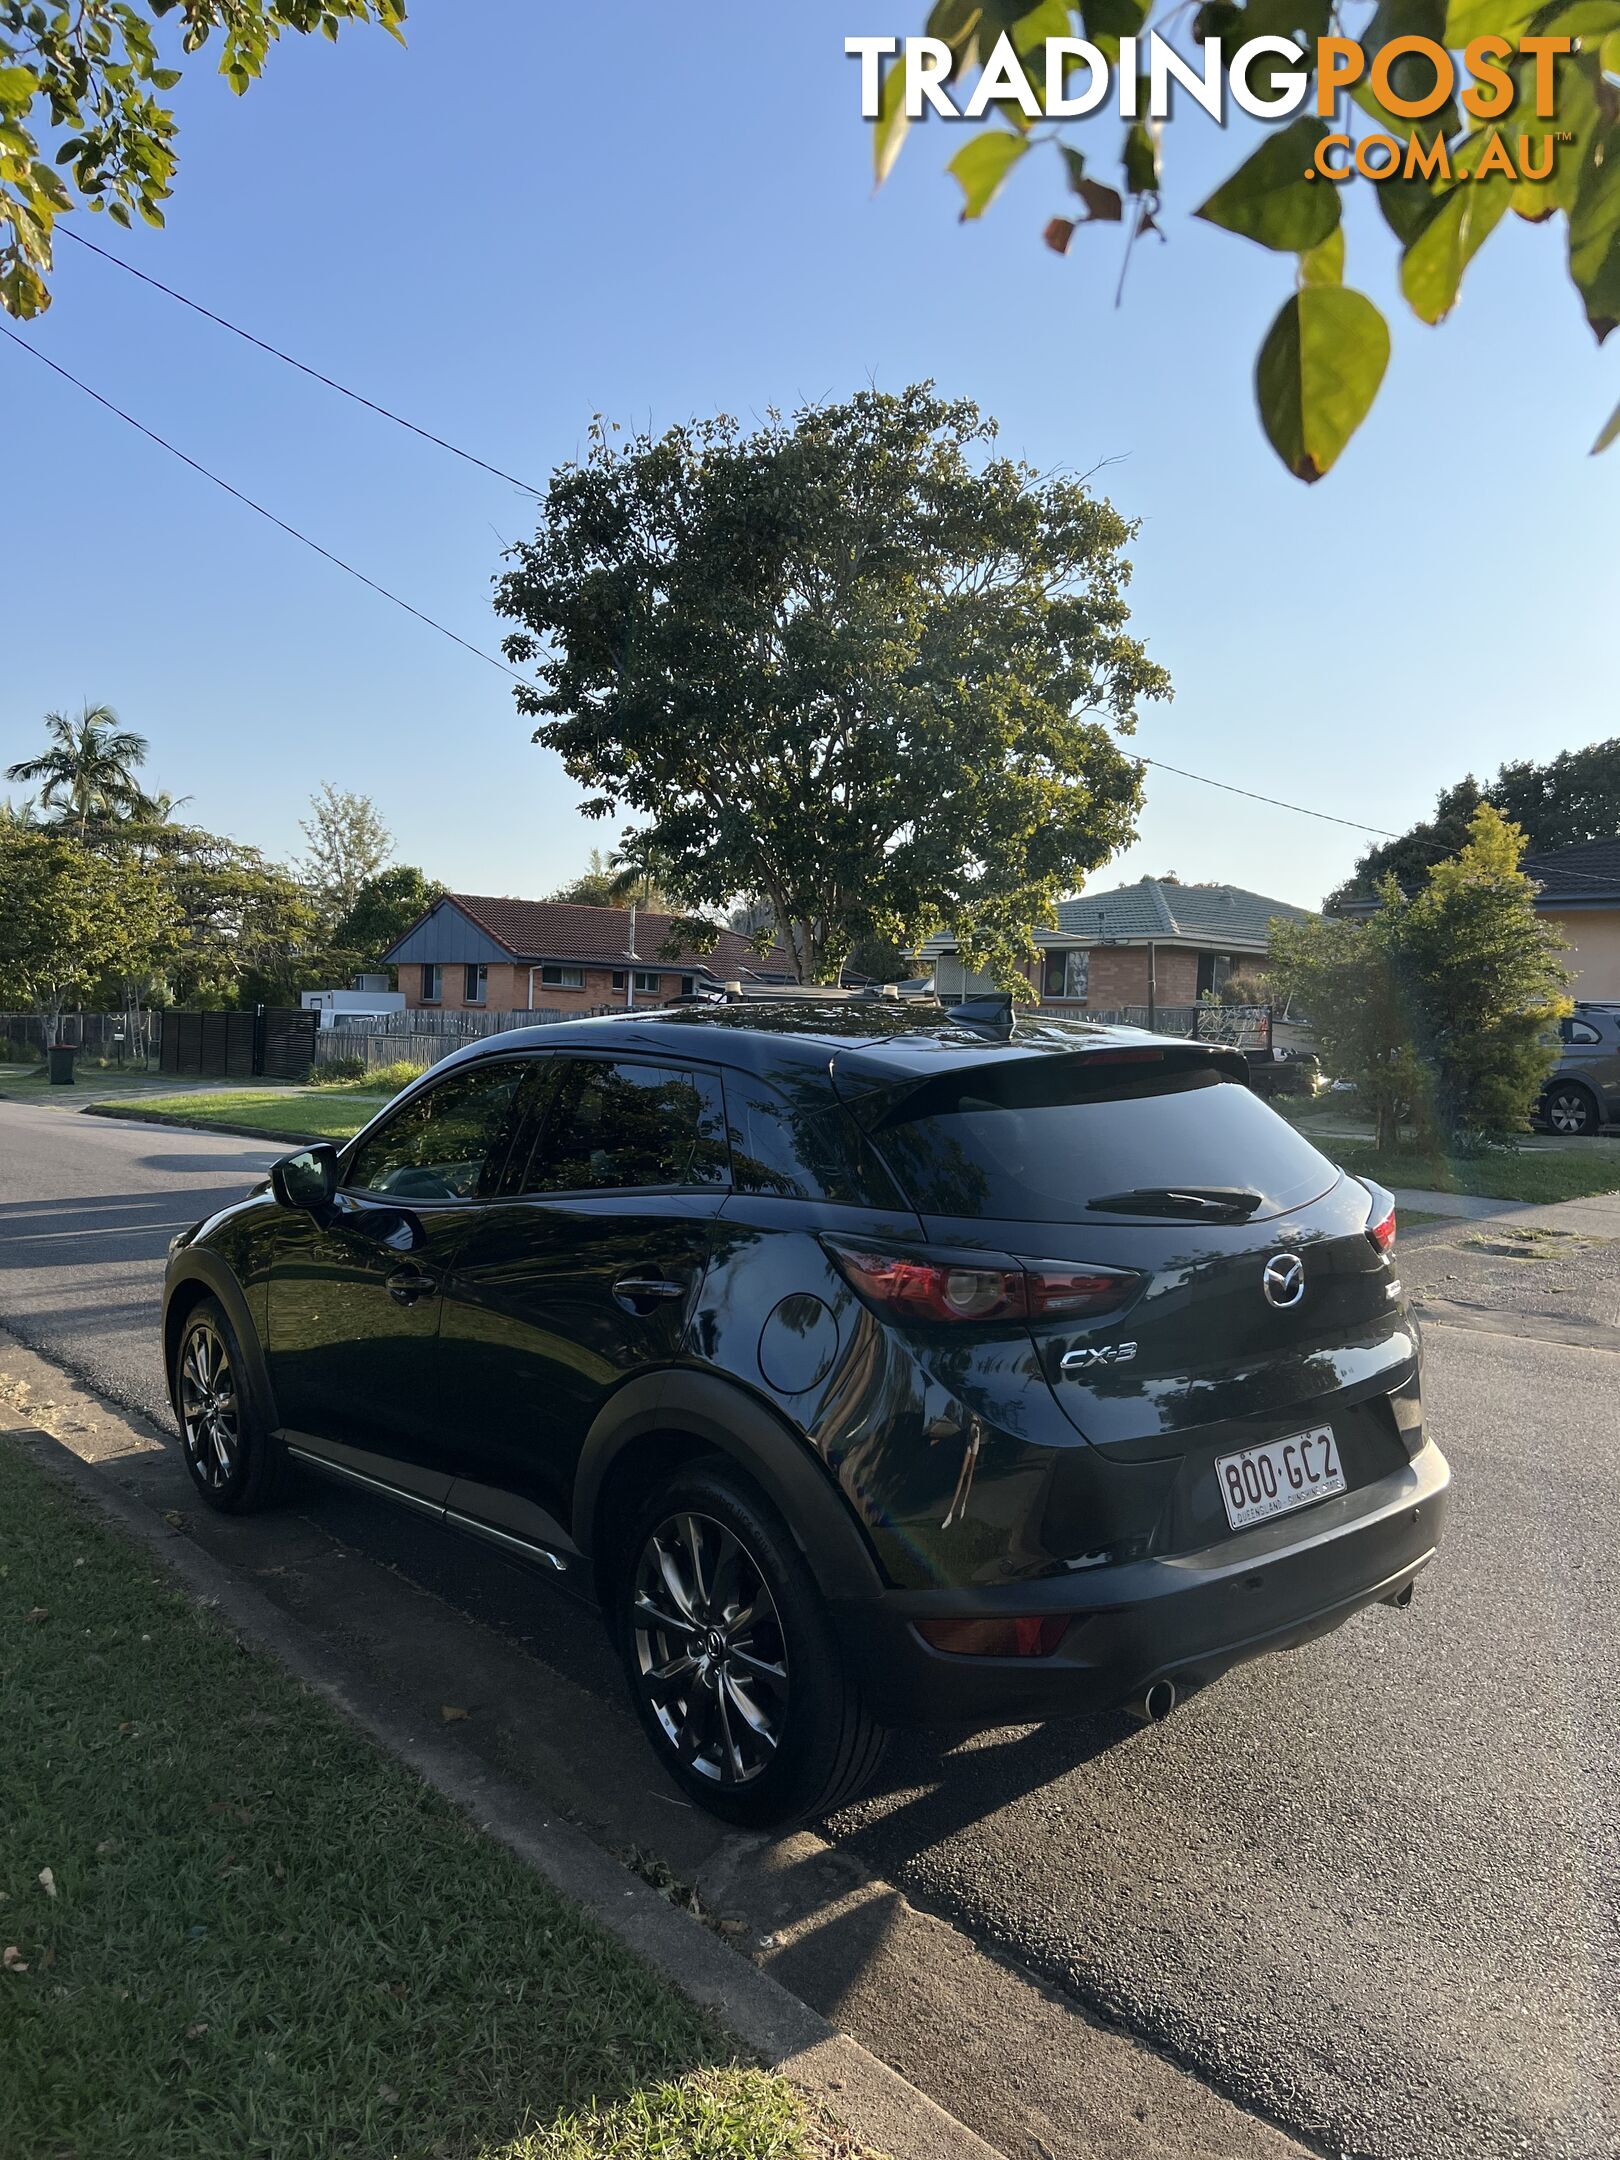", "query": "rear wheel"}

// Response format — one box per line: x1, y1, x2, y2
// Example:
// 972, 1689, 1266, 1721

1542, 1082, 1601, 1136
172, 1296, 290, 1513
615, 1462, 885, 1827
